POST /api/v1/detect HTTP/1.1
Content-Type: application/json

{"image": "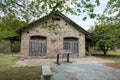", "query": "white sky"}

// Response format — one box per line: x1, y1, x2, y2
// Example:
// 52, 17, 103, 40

65, 0, 109, 30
